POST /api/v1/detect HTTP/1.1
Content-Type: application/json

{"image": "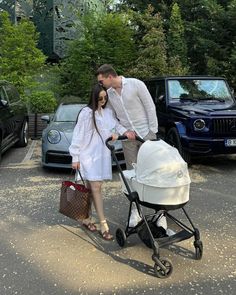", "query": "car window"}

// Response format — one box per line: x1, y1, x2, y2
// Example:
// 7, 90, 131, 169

156, 81, 165, 99
4, 84, 20, 104
197, 80, 231, 99
147, 81, 157, 101
54, 105, 84, 122
146, 80, 165, 103
168, 80, 188, 100
168, 79, 234, 104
